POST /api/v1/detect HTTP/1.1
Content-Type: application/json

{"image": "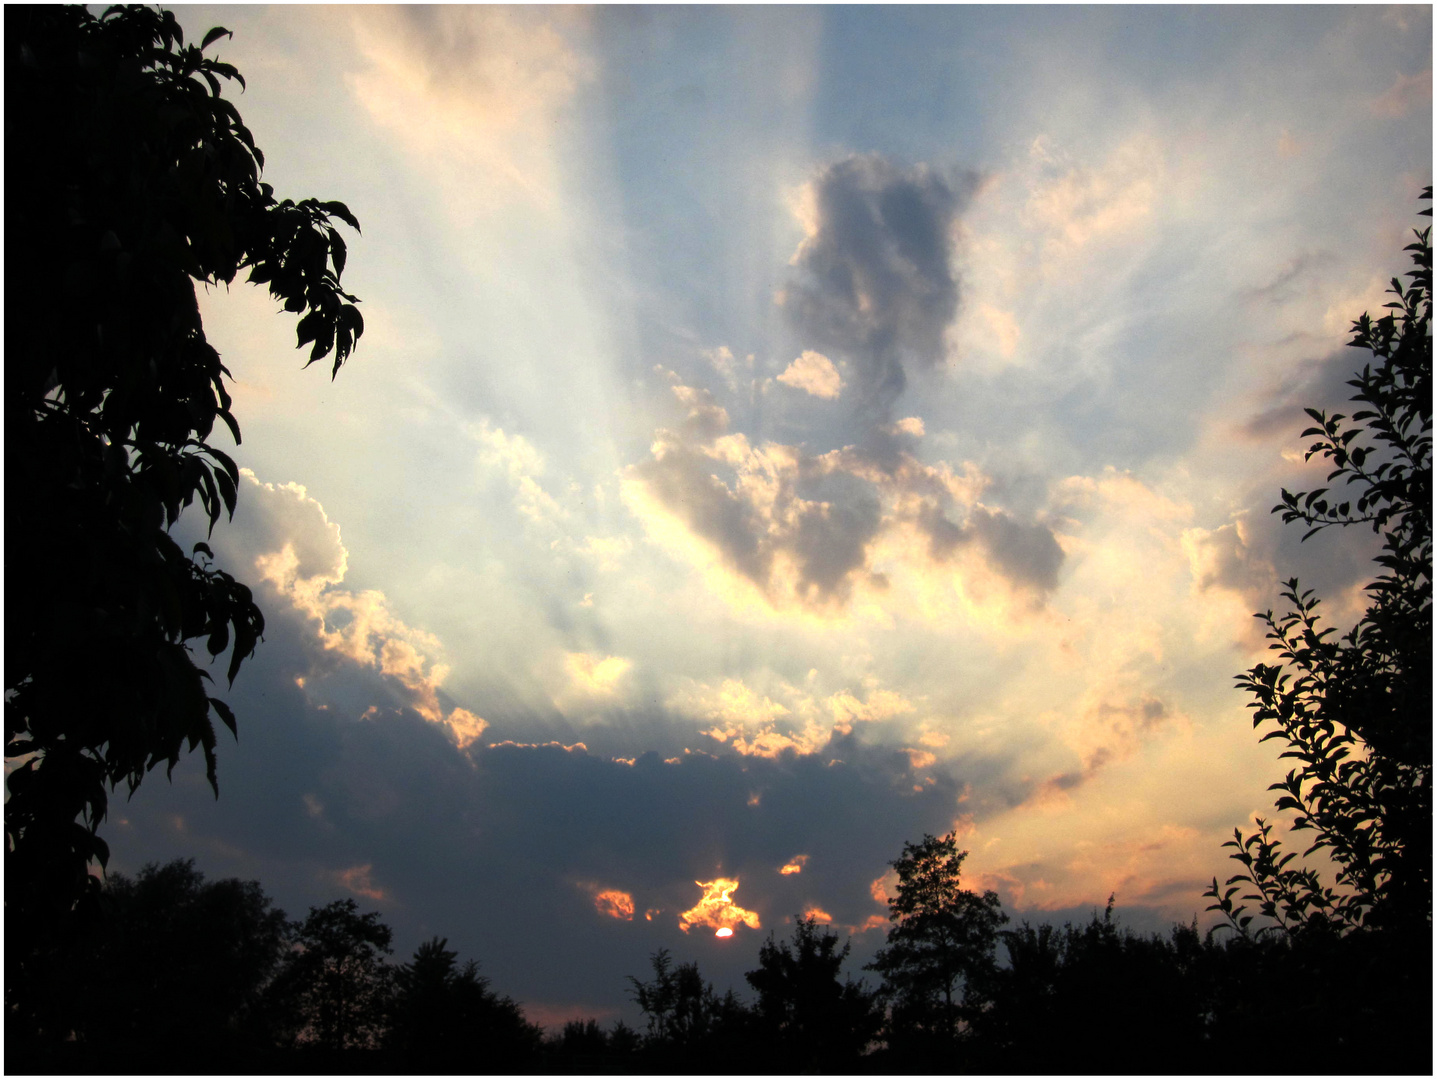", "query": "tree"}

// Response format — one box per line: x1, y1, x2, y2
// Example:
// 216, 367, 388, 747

626, 948, 720, 1048
864, 831, 1006, 1053
386, 936, 540, 1071
744, 915, 881, 1069
9, 858, 291, 1064
267, 900, 393, 1053
1206, 189, 1431, 938
6, 4, 364, 937
972, 901, 1207, 1073
625, 947, 758, 1069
